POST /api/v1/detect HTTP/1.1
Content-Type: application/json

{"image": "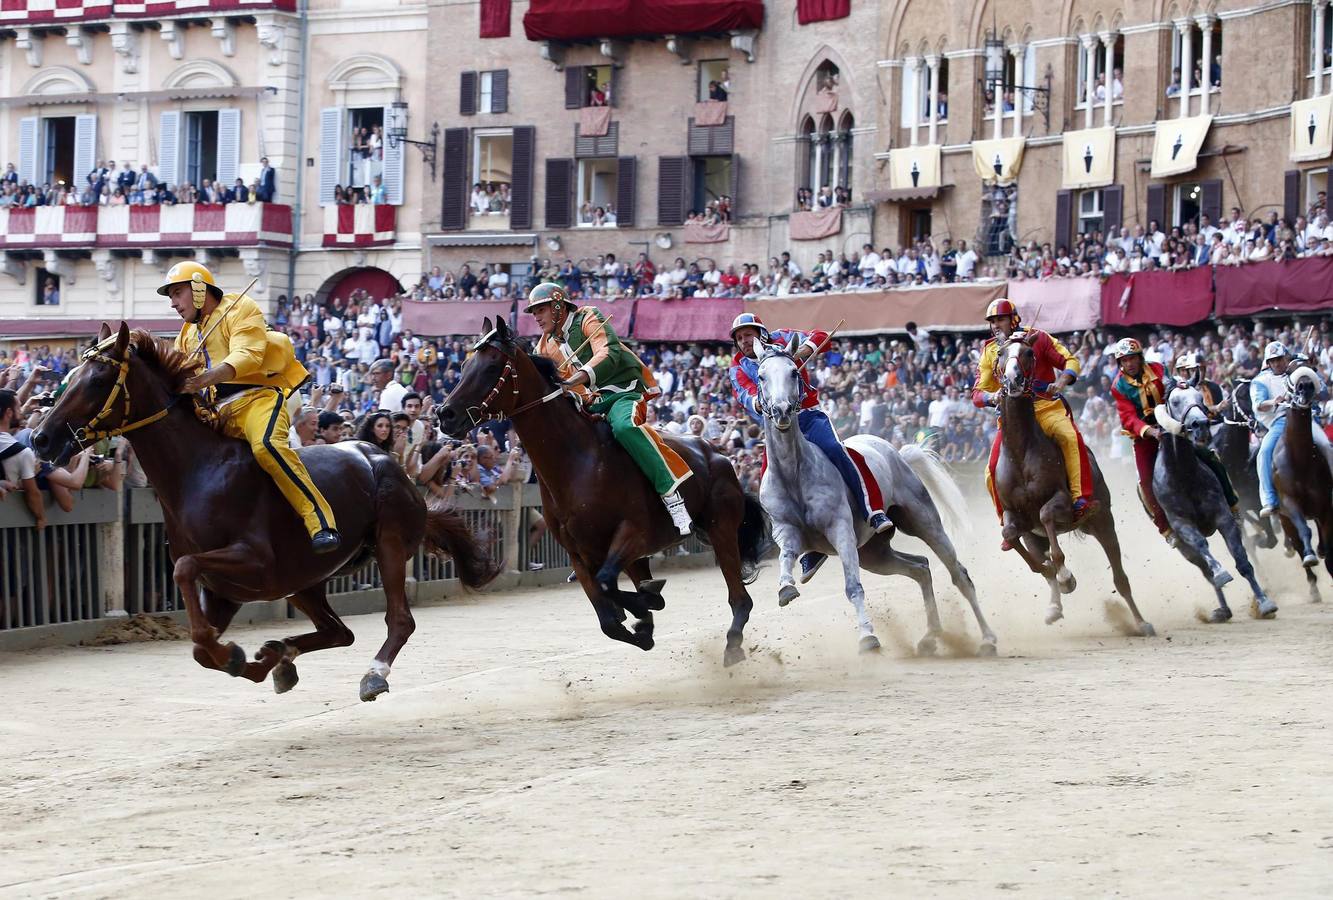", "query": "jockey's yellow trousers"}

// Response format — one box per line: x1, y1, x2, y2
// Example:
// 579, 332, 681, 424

218, 387, 337, 537
986, 398, 1094, 518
